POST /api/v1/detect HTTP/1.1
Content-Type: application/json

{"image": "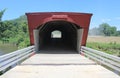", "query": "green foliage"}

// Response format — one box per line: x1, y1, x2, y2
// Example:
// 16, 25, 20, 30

0, 9, 6, 39
7, 20, 30, 48
89, 23, 120, 36
115, 30, 120, 36
99, 23, 117, 36
0, 9, 30, 48
0, 9, 6, 22
2, 29, 14, 38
